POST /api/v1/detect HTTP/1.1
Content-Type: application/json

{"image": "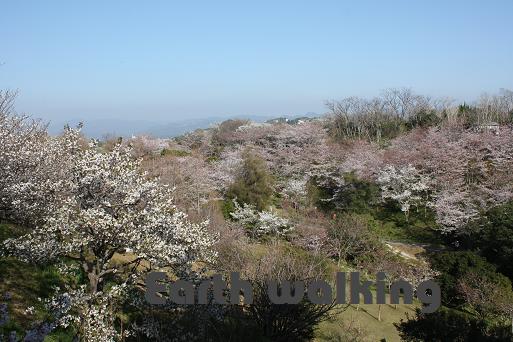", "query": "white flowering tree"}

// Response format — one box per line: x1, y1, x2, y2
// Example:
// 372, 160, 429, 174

209, 146, 244, 192
432, 191, 480, 233
280, 177, 308, 210
3, 131, 216, 340
377, 164, 431, 220
144, 155, 218, 216
230, 200, 293, 239
0, 90, 67, 224
4, 126, 85, 226
385, 127, 513, 233
44, 284, 130, 341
